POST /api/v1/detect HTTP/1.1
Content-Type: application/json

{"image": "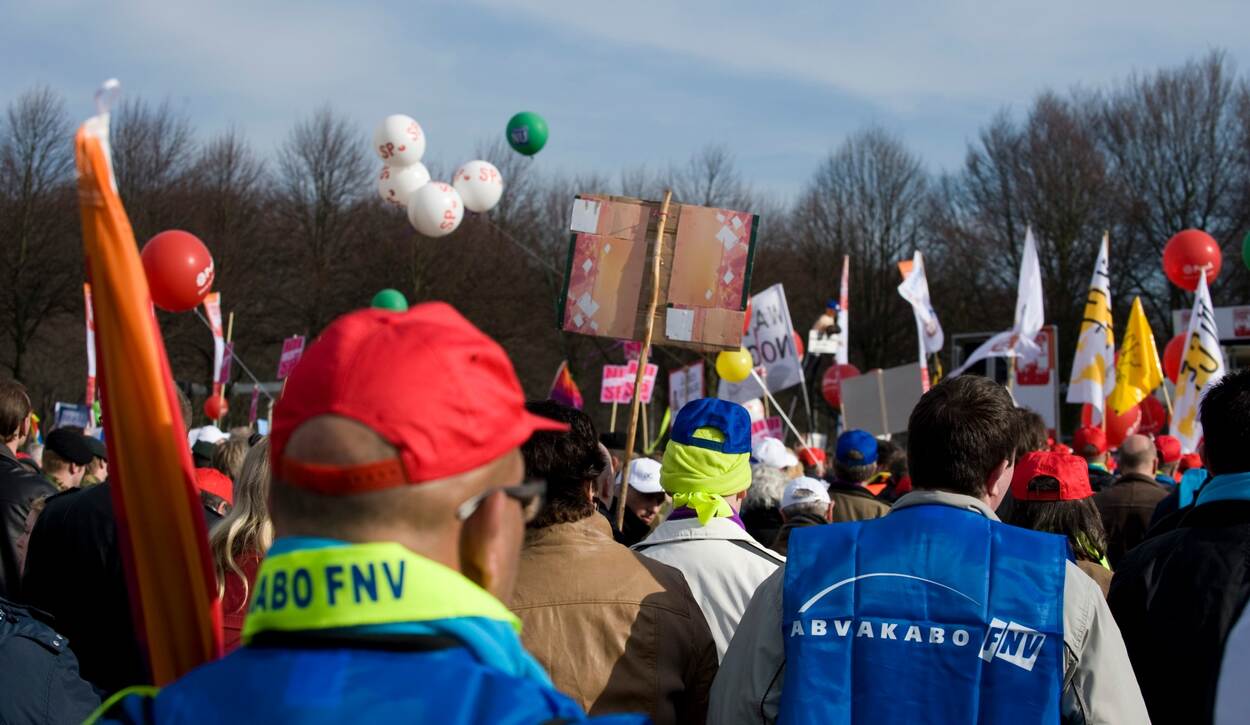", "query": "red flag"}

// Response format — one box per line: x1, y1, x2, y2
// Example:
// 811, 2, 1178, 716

75, 107, 222, 685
